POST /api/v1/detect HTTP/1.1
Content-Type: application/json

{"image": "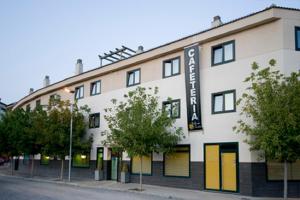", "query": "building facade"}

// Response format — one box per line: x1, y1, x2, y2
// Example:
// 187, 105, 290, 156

0, 101, 6, 120
14, 6, 300, 197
